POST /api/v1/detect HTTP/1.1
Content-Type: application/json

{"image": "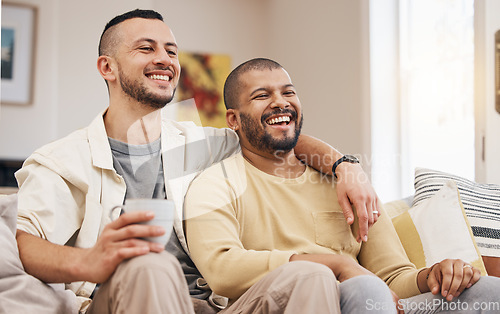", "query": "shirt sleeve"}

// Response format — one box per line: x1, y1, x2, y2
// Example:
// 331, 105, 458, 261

357, 208, 421, 299
15, 154, 85, 245
184, 160, 295, 301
